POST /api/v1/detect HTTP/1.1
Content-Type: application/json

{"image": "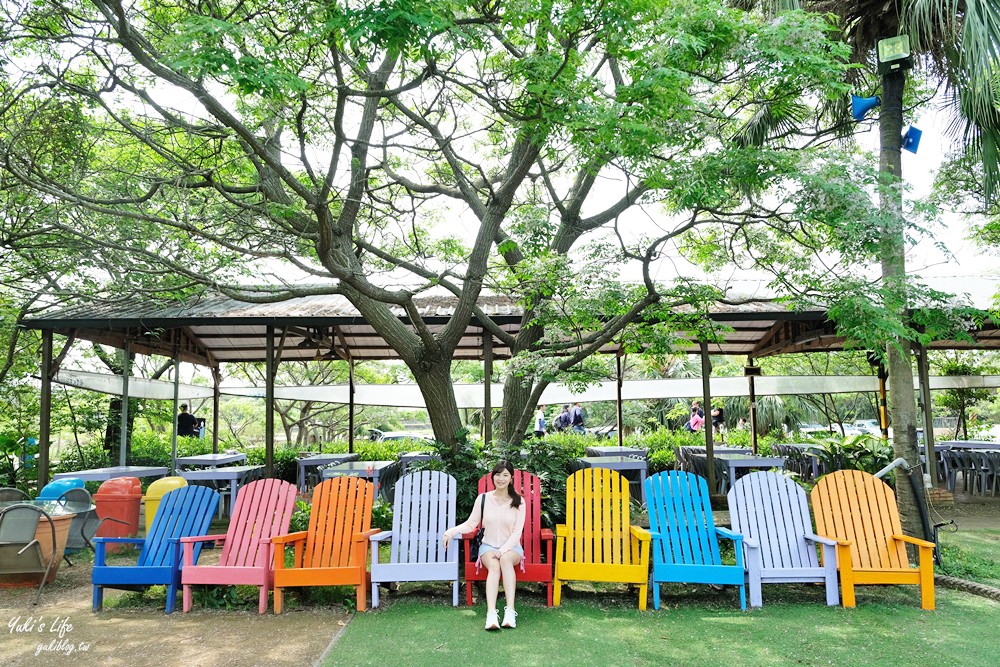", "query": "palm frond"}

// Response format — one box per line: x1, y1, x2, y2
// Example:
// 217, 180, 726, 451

732, 99, 811, 147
